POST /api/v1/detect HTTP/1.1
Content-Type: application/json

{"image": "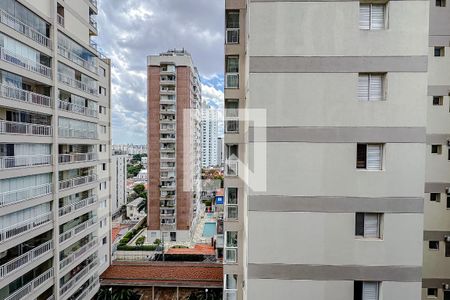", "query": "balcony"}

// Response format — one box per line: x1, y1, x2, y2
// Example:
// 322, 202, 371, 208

160, 108, 176, 114
226, 28, 240, 44
160, 87, 176, 95
0, 46, 51, 78
59, 217, 97, 244
58, 46, 98, 74
59, 174, 97, 191
0, 155, 51, 170
0, 183, 52, 208
58, 100, 98, 118
0, 240, 52, 279
59, 152, 98, 164
5, 268, 54, 300
89, 0, 98, 9
60, 239, 97, 271
58, 127, 98, 140
225, 160, 238, 176
89, 17, 98, 31
75, 277, 99, 300
0, 212, 52, 244
60, 260, 98, 296
0, 120, 52, 136
59, 195, 97, 217
57, 14, 64, 27
0, 9, 51, 49
225, 73, 239, 89
0, 84, 51, 107
58, 73, 98, 96
160, 223, 176, 231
